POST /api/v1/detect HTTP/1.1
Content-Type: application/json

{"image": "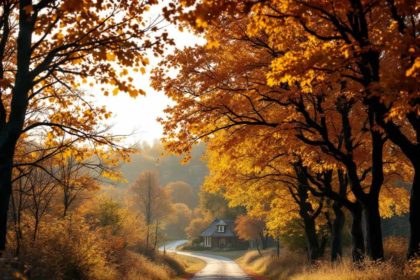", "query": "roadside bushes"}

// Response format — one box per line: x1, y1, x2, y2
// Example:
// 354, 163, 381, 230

4, 194, 183, 280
